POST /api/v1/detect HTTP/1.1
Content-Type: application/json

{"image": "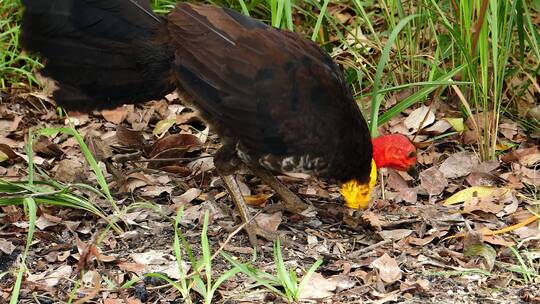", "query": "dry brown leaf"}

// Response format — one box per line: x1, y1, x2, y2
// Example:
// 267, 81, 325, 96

33, 136, 63, 157
254, 212, 282, 232
513, 164, 540, 186
118, 262, 146, 273
362, 211, 385, 231
187, 153, 214, 173
102, 106, 129, 124
417, 146, 440, 165
244, 193, 273, 206
398, 187, 418, 204
299, 272, 337, 299
386, 170, 409, 190
116, 126, 145, 148
0, 143, 18, 163
501, 146, 539, 164
420, 166, 447, 196
131, 250, 168, 265
86, 133, 113, 161
439, 151, 479, 179
172, 188, 202, 206
36, 215, 60, 230
27, 265, 72, 287
466, 172, 501, 187
424, 119, 452, 135
463, 197, 504, 214
149, 133, 202, 158
371, 253, 402, 284
0, 239, 15, 255
499, 122, 519, 140
408, 235, 436, 246
122, 172, 153, 192
379, 229, 413, 241
55, 159, 85, 183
